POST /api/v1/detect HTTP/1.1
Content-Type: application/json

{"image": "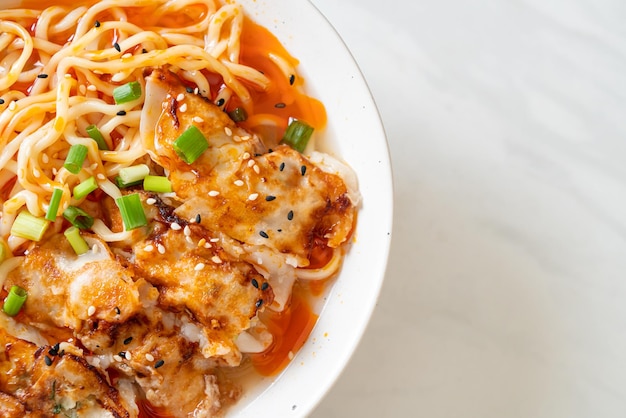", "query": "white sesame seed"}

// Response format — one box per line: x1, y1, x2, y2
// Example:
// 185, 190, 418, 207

145, 353, 155, 362
64, 73, 72, 79
171, 222, 181, 231
242, 152, 251, 160
253, 165, 260, 174
233, 135, 241, 142
52, 167, 58, 175
146, 198, 156, 205
247, 160, 255, 168
93, 70, 103, 75
288, 351, 294, 360
241, 135, 250, 141
234, 180, 244, 187
157, 244, 166, 254
113, 355, 123, 362
122, 52, 132, 59
188, 217, 196, 223
144, 244, 154, 252
8, 101, 16, 111
87, 84, 97, 92
125, 351, 132, 360
224, 127, 232, 136
87, 306, 96, 316
97, 173, 106, 180
33, 169, 40, 178
176, 93, 185, 102
193, 116, 204, 123
92, 244, 99, 254
194, 87, 199, 94
42, 154, 49, 164
194, 263, 205, 271
248, 193, 259, 201
79, 84, 86, 95
186, 236, 194, 244
90, 163, 98, 170
179, 103, 187, 112
208, 190, 219, 197
166, 94, 172, 99
211, 255, 222, 264
204, 242, 212, 249
183, 225, 191, 236
210, 238, 219, 243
